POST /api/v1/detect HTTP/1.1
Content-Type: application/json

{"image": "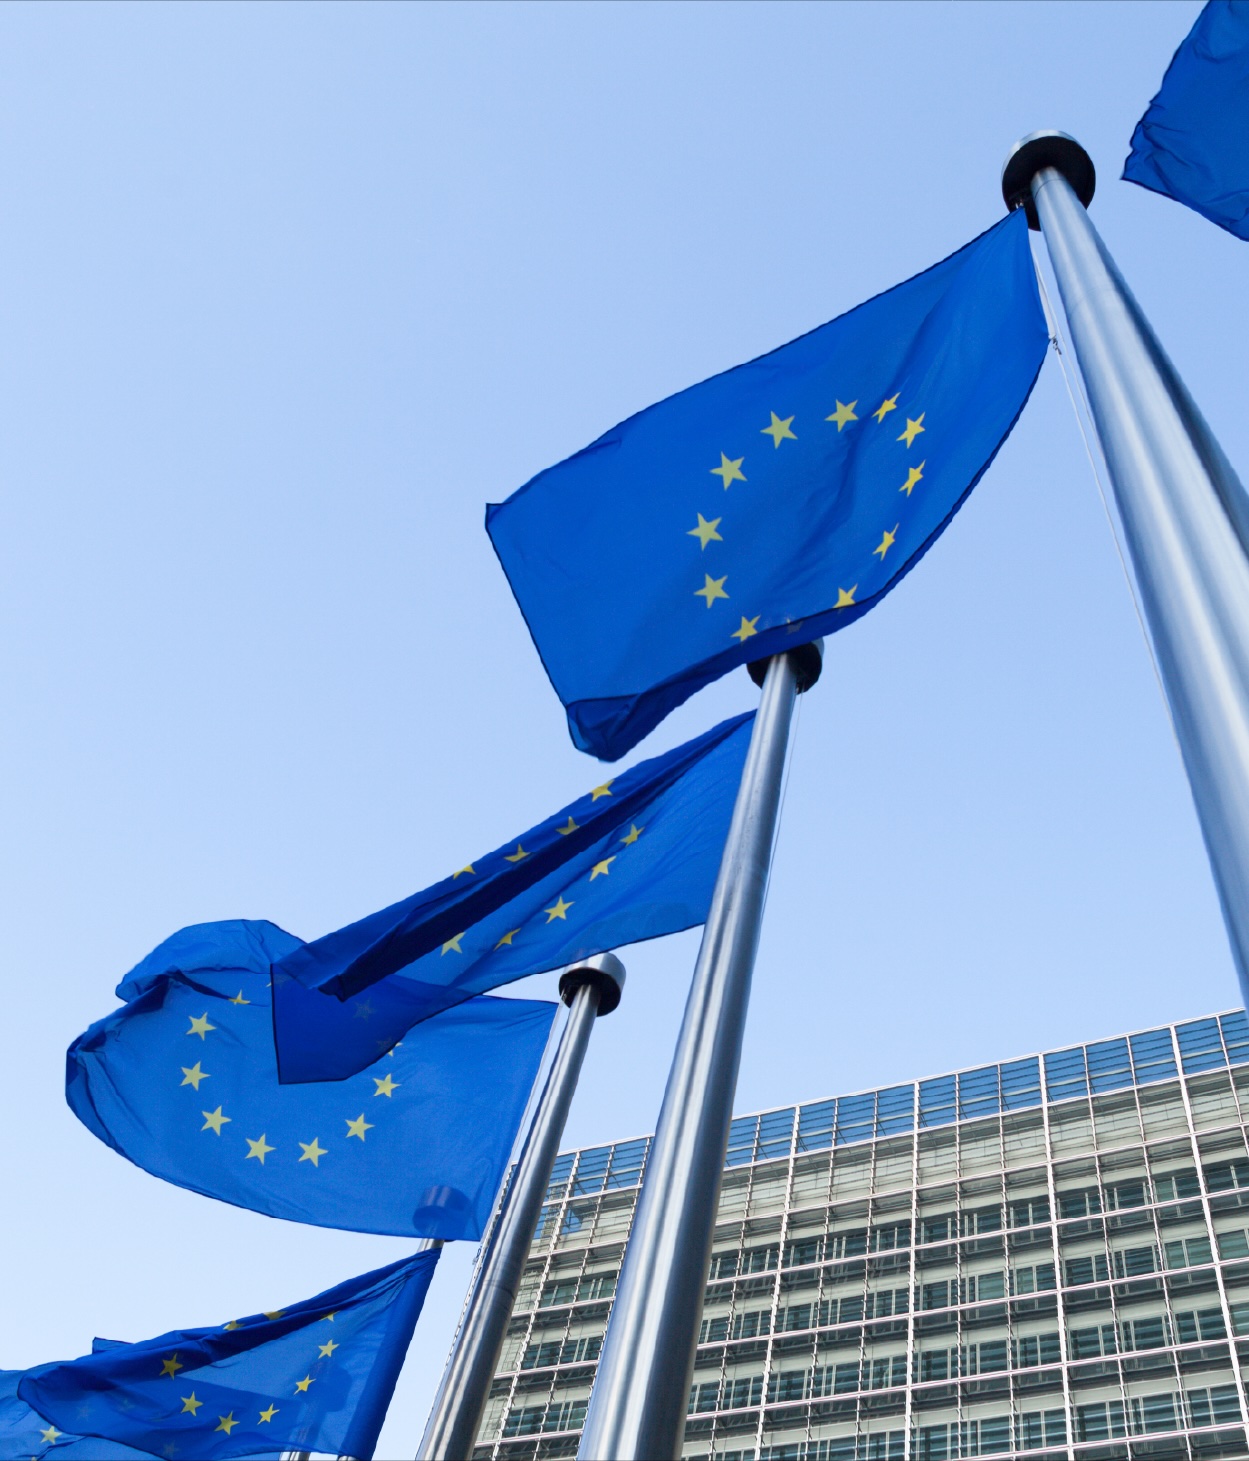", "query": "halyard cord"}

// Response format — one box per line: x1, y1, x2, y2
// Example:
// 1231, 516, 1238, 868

1030, 243, 1181, 755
